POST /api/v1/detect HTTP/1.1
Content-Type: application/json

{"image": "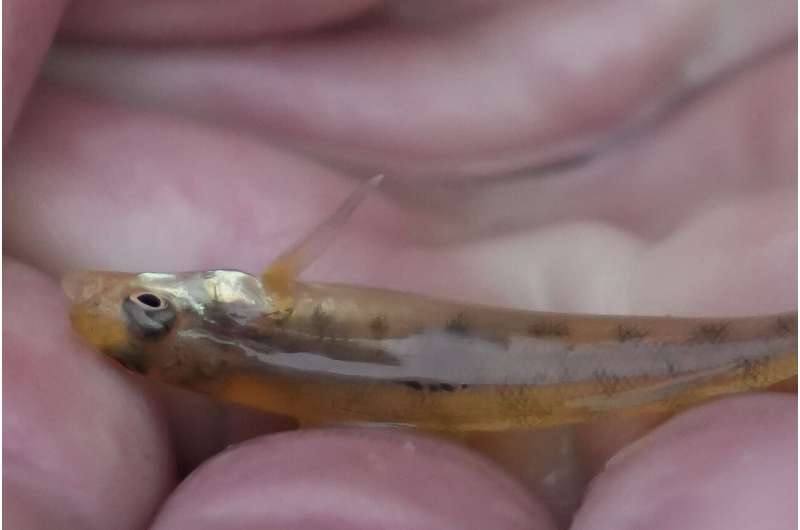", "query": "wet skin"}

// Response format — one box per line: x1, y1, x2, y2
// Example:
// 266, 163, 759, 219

64, 266, 796, 432
5, 1, 797, 529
